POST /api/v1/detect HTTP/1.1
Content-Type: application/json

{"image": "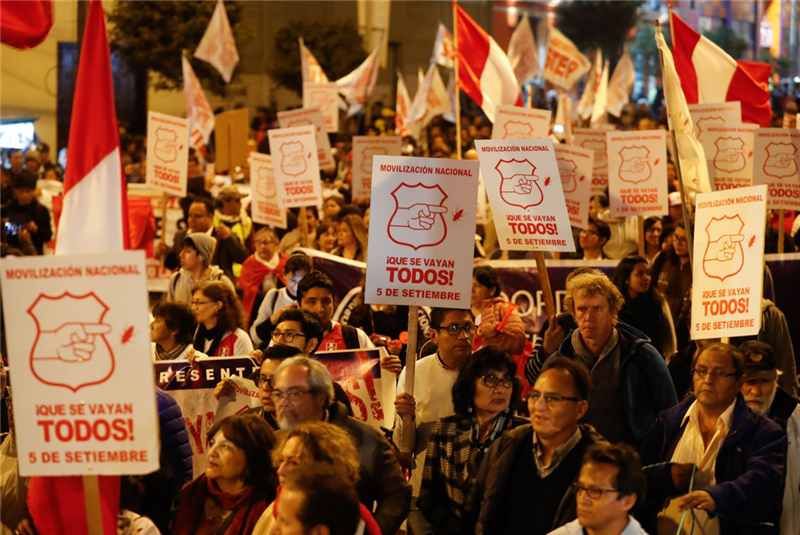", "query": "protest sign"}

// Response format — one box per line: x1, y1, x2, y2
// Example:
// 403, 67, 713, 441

277, 106, 335, 171
303, 82, 339, 133
364, 156, 479, 308
474, 138, 576, 252
491, 105, 551, 140
268, 125, 322, 209
145, 111, 189, 197
691, 185, 767, 339
554, 144, 594, 229
752, 128, 800, 210
215, 108, 249, 172
574, 128, 610, 194
249, 153, 287, 229
476, 171, 487, 225
351, 136, 403, 199
607, 130, 668, 217
698, 123, 756, 191
542, 28, 591, 90
688, 102, 742, 143
1, 251, 158, 476
215, 375, 261, 422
